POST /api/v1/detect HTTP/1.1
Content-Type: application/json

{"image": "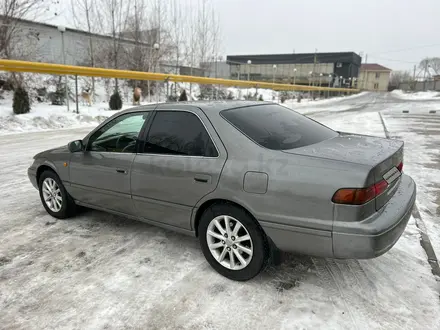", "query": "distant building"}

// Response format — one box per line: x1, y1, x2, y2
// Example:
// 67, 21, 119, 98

200, 61, 229, 78
0, 16, 207, 79
0, 15, 152, 69
358, 64, 392, 91
226, 52, 362, 86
